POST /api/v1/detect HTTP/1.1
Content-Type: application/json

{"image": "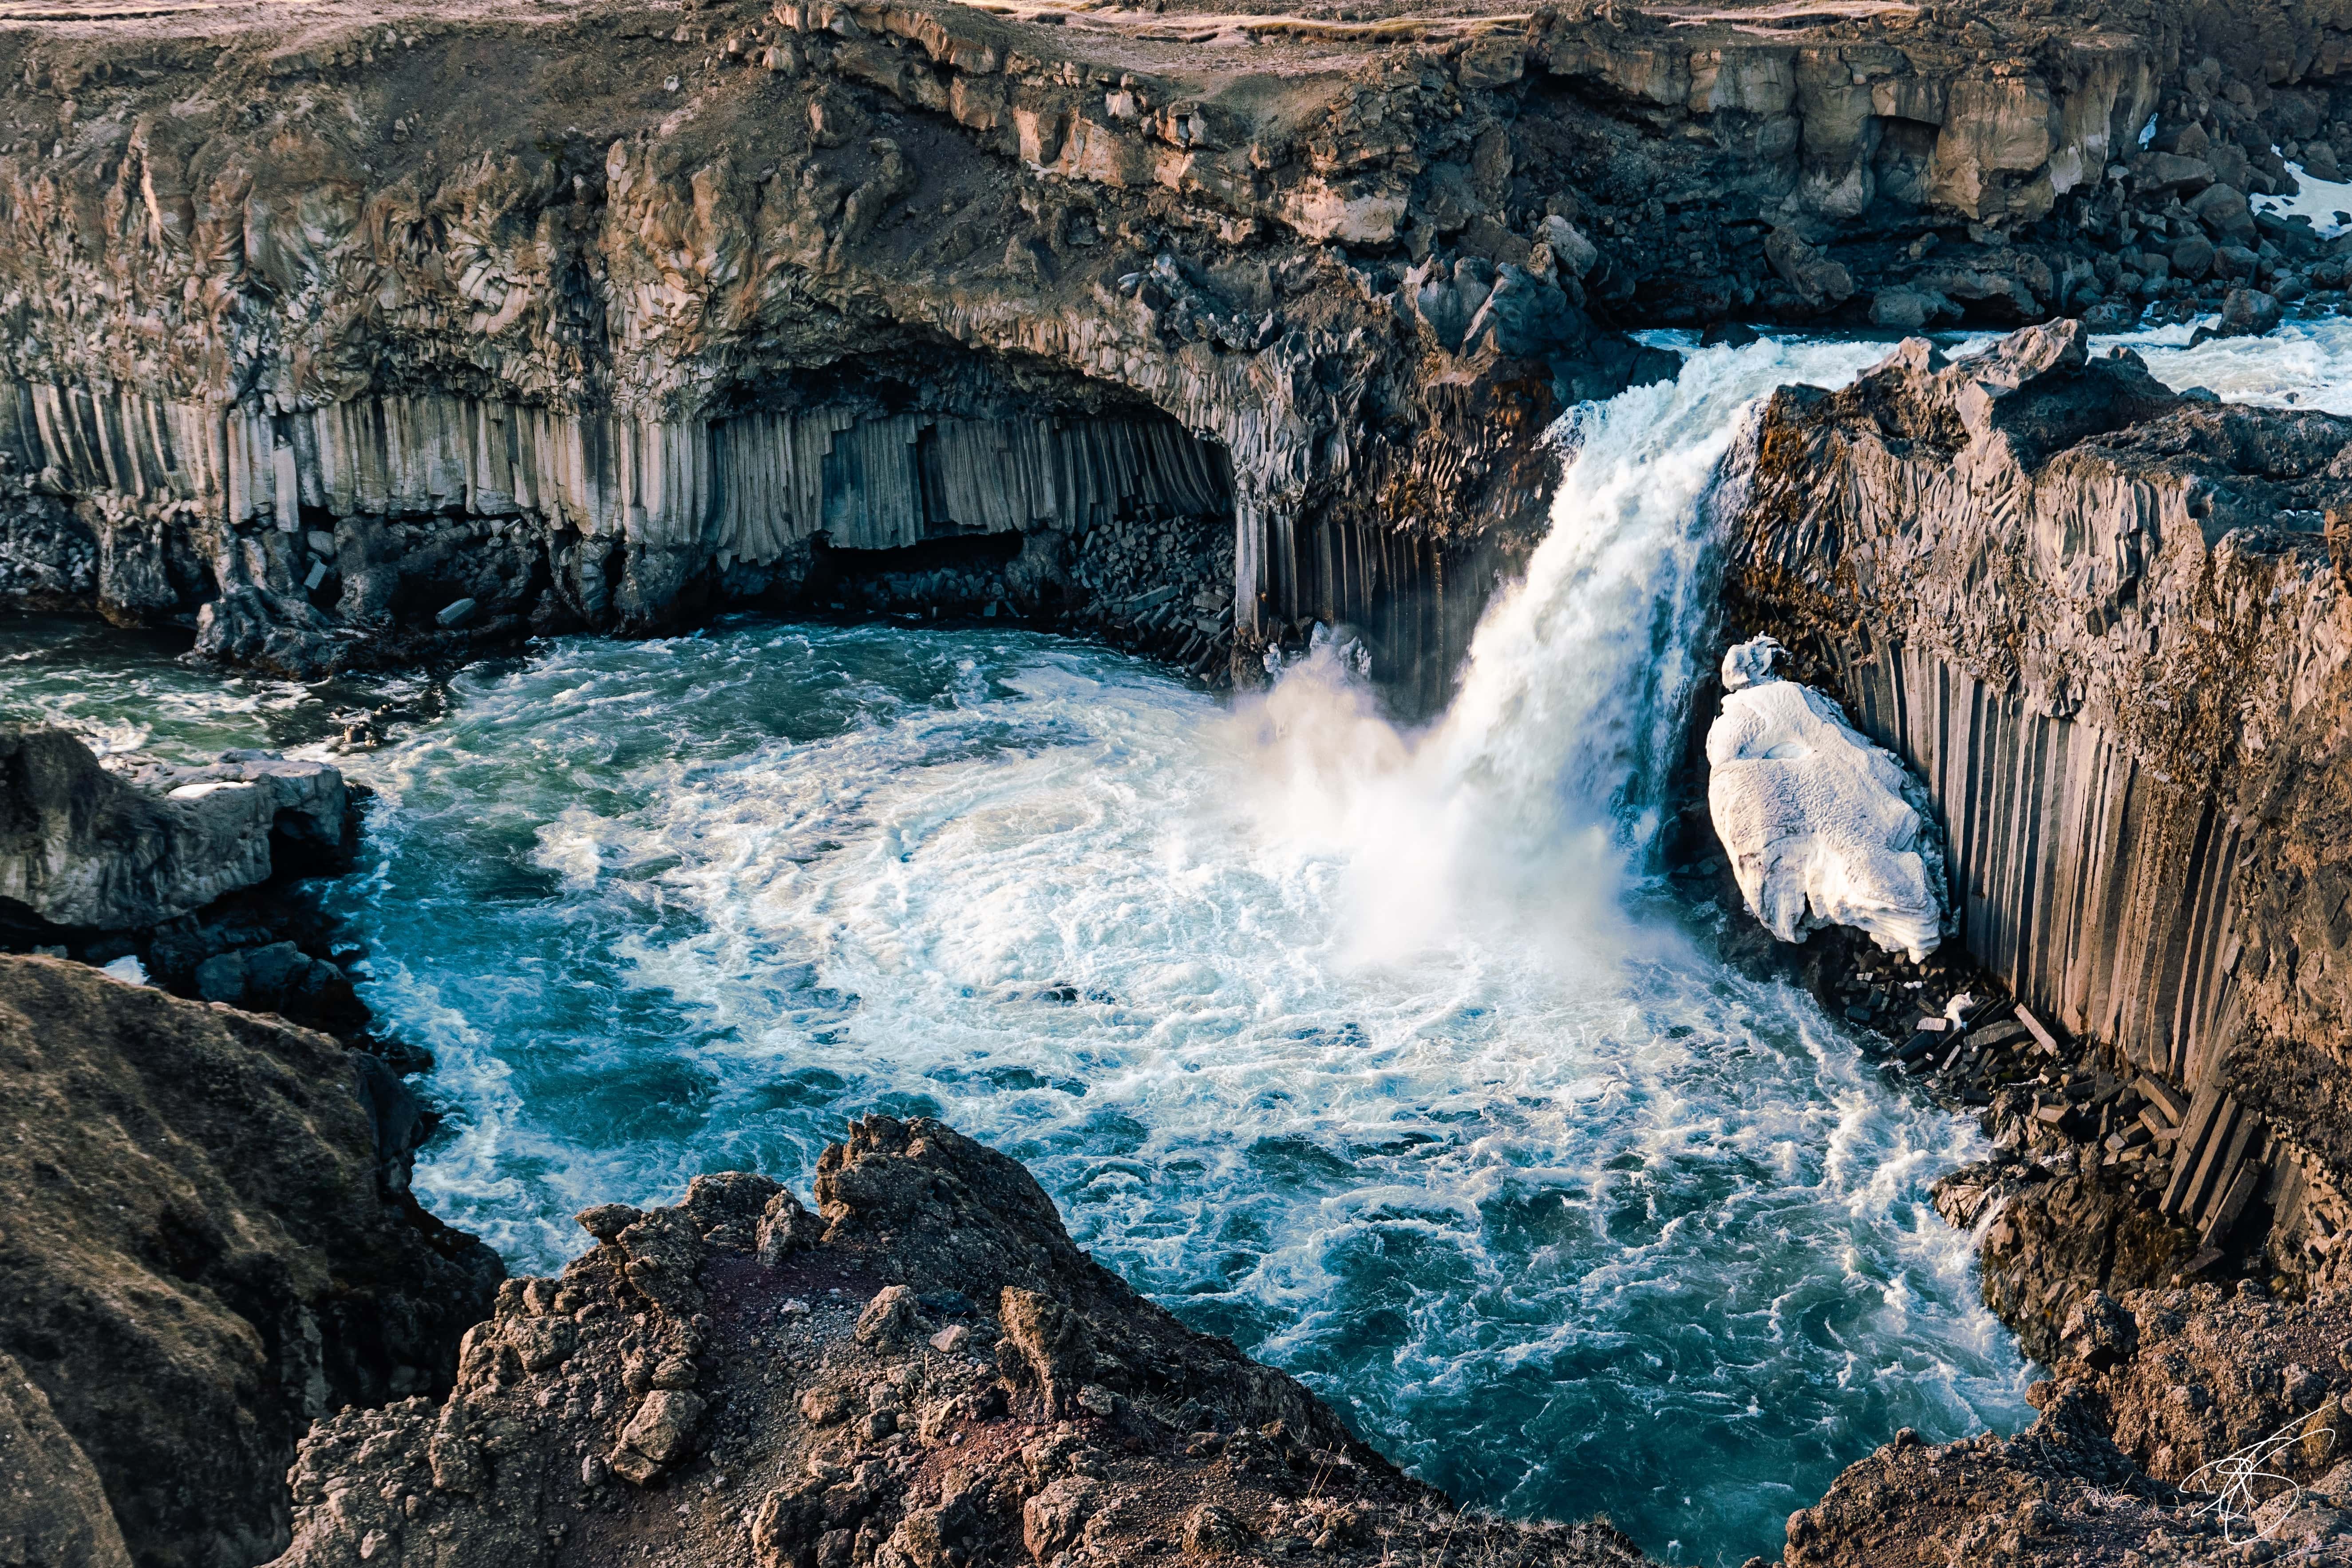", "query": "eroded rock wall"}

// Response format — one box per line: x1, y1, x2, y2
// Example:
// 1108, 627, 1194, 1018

6, 0, 2349, 703
0, 0, 1683, 699
1720, 320, 2352, 1293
